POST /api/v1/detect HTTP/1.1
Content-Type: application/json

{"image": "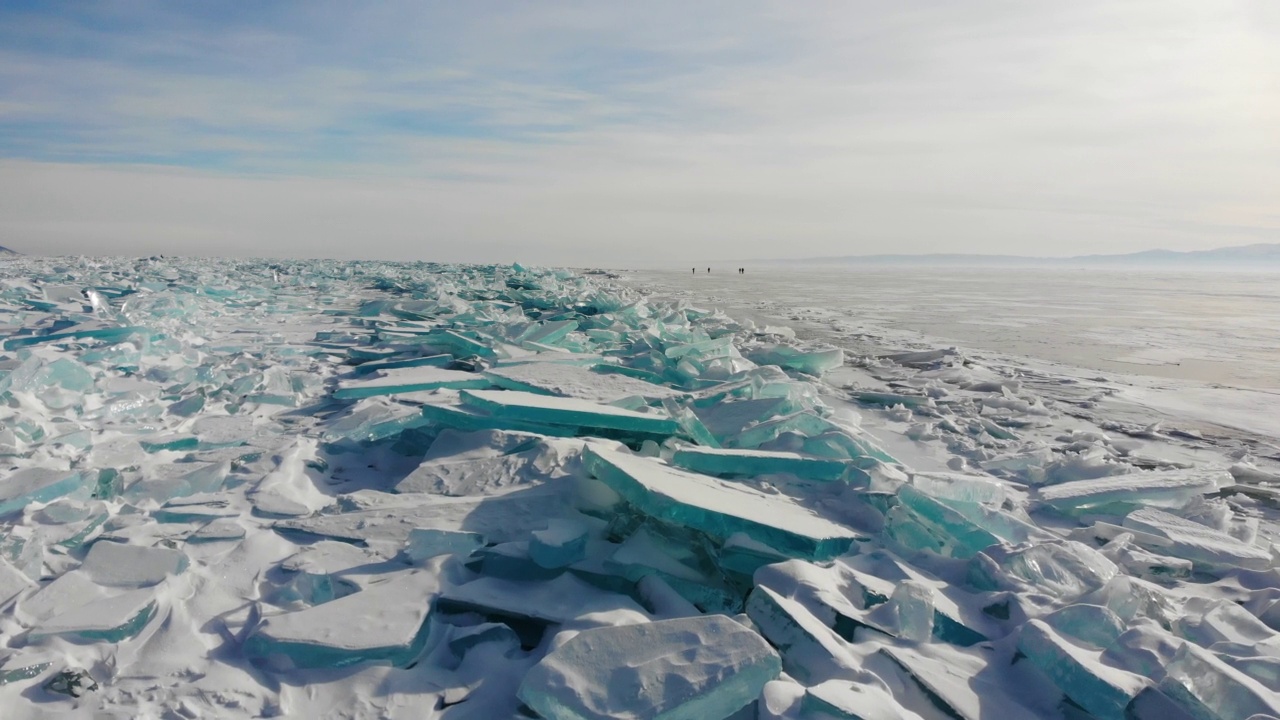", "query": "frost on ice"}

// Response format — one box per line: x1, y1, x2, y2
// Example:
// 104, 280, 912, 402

0, 256, 1276, 718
